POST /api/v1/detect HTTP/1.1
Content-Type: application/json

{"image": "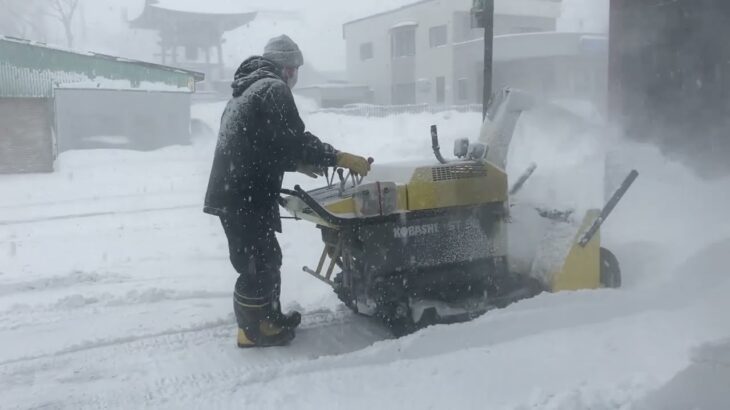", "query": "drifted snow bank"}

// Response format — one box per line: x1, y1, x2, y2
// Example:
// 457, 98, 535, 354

639, 339, 730, 410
